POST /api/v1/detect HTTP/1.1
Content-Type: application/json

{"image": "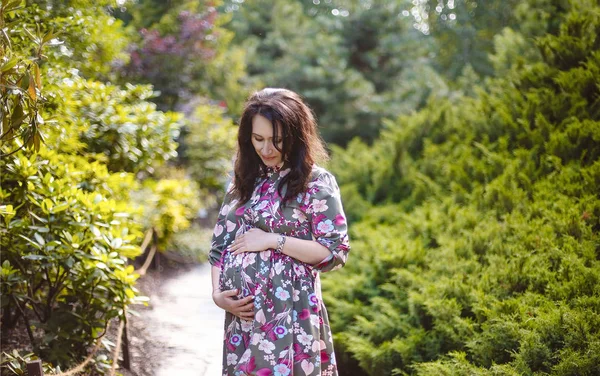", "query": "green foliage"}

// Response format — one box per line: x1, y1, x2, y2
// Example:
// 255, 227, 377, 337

169, 223, 213, 263
0, 350, 57, 375
323, 0, 600, 374
132, 174, 201, 250
0, 149, 143, 369
0, 1, 204, 373
179, 103, 237, 194
51, 74, 181, 175
0, 0, 57, 156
